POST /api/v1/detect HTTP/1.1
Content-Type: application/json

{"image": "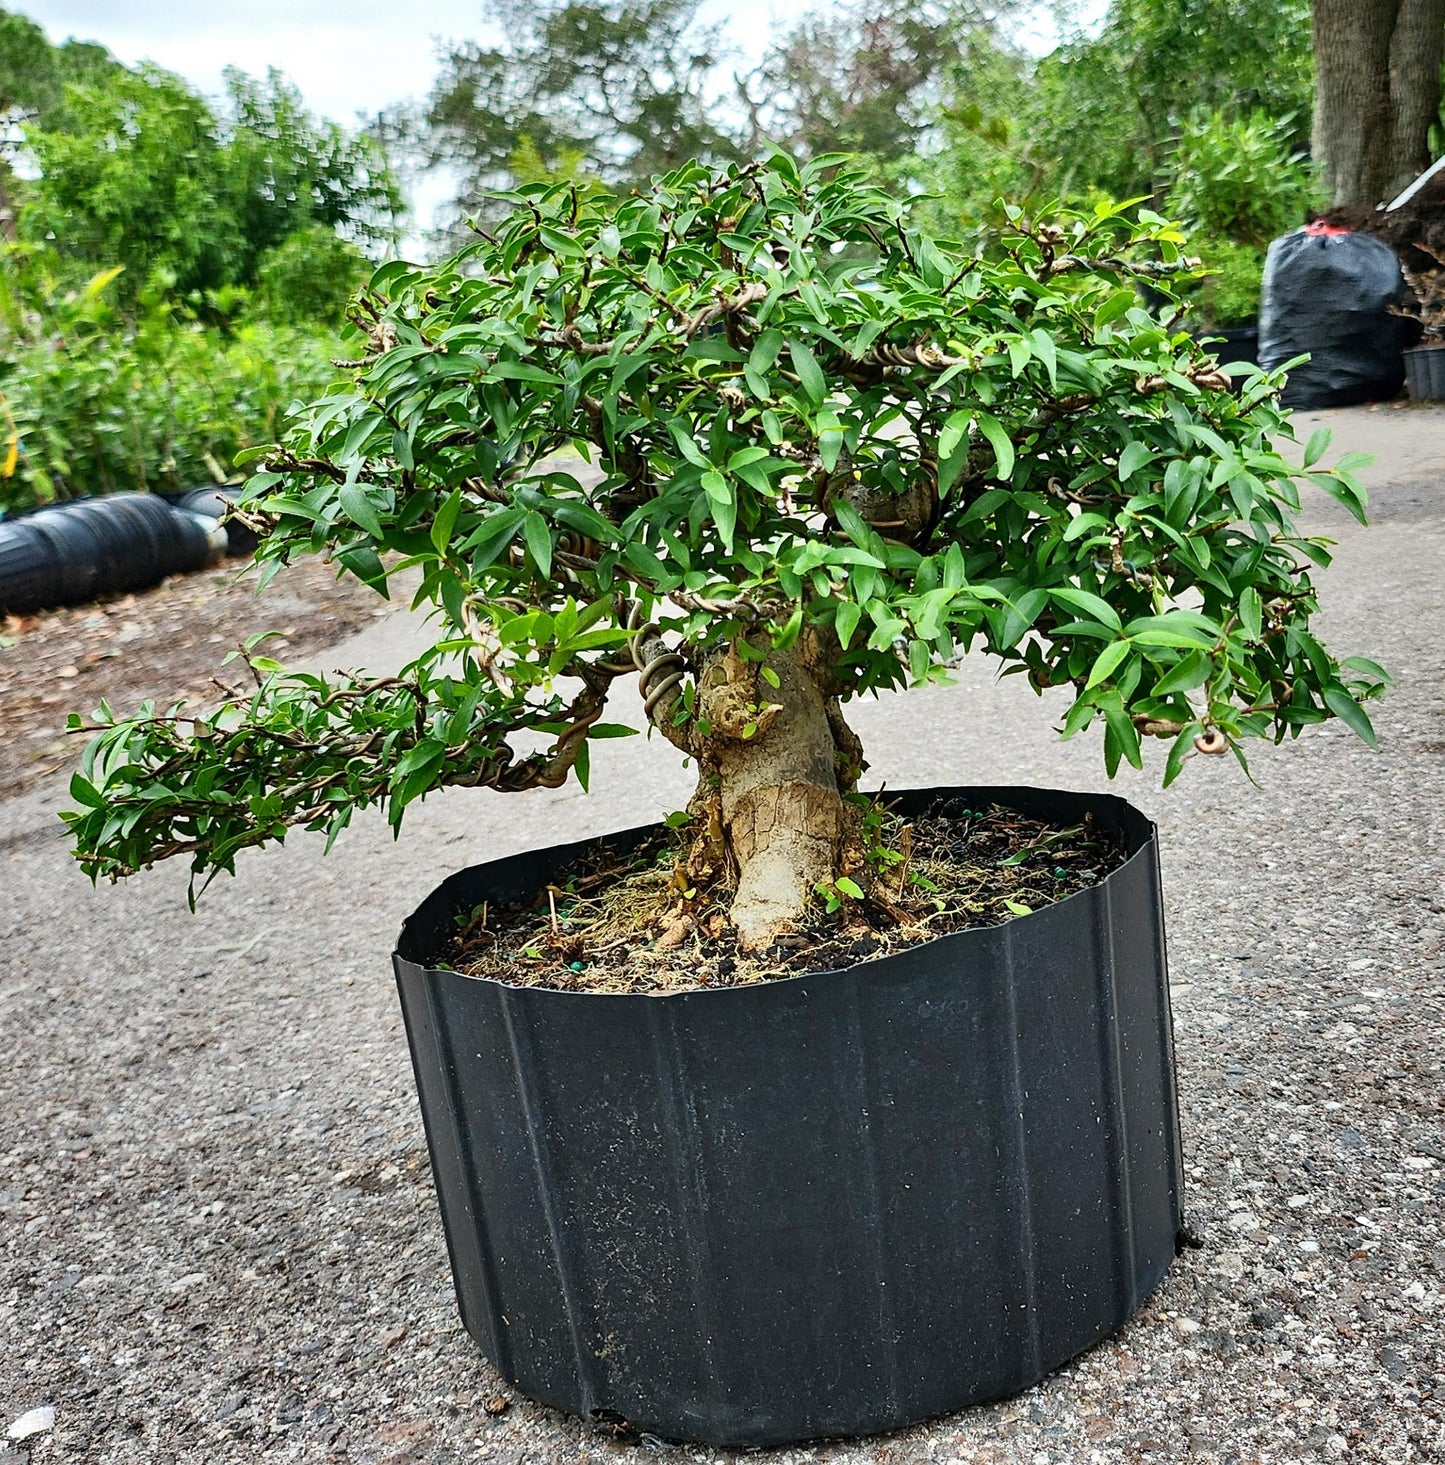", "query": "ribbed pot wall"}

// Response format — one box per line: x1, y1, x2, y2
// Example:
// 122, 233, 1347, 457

394, 786, 1184, 1448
